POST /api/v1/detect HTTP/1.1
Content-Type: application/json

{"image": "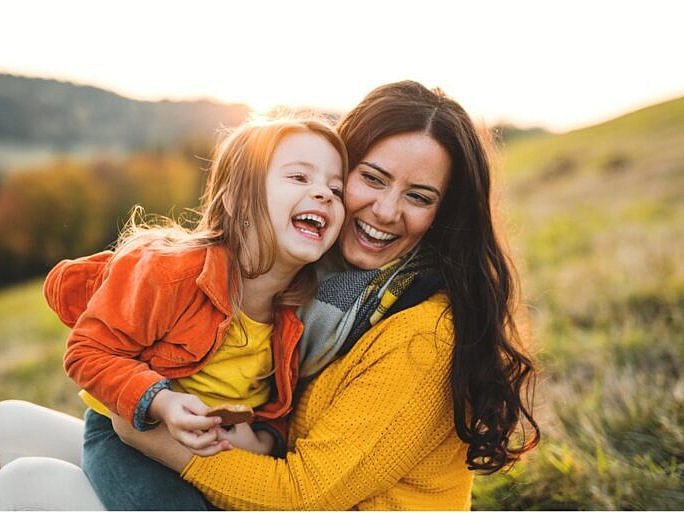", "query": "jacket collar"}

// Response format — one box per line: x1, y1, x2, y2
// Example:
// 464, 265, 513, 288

196, 244, 303, 331
196, 244, 235, 316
